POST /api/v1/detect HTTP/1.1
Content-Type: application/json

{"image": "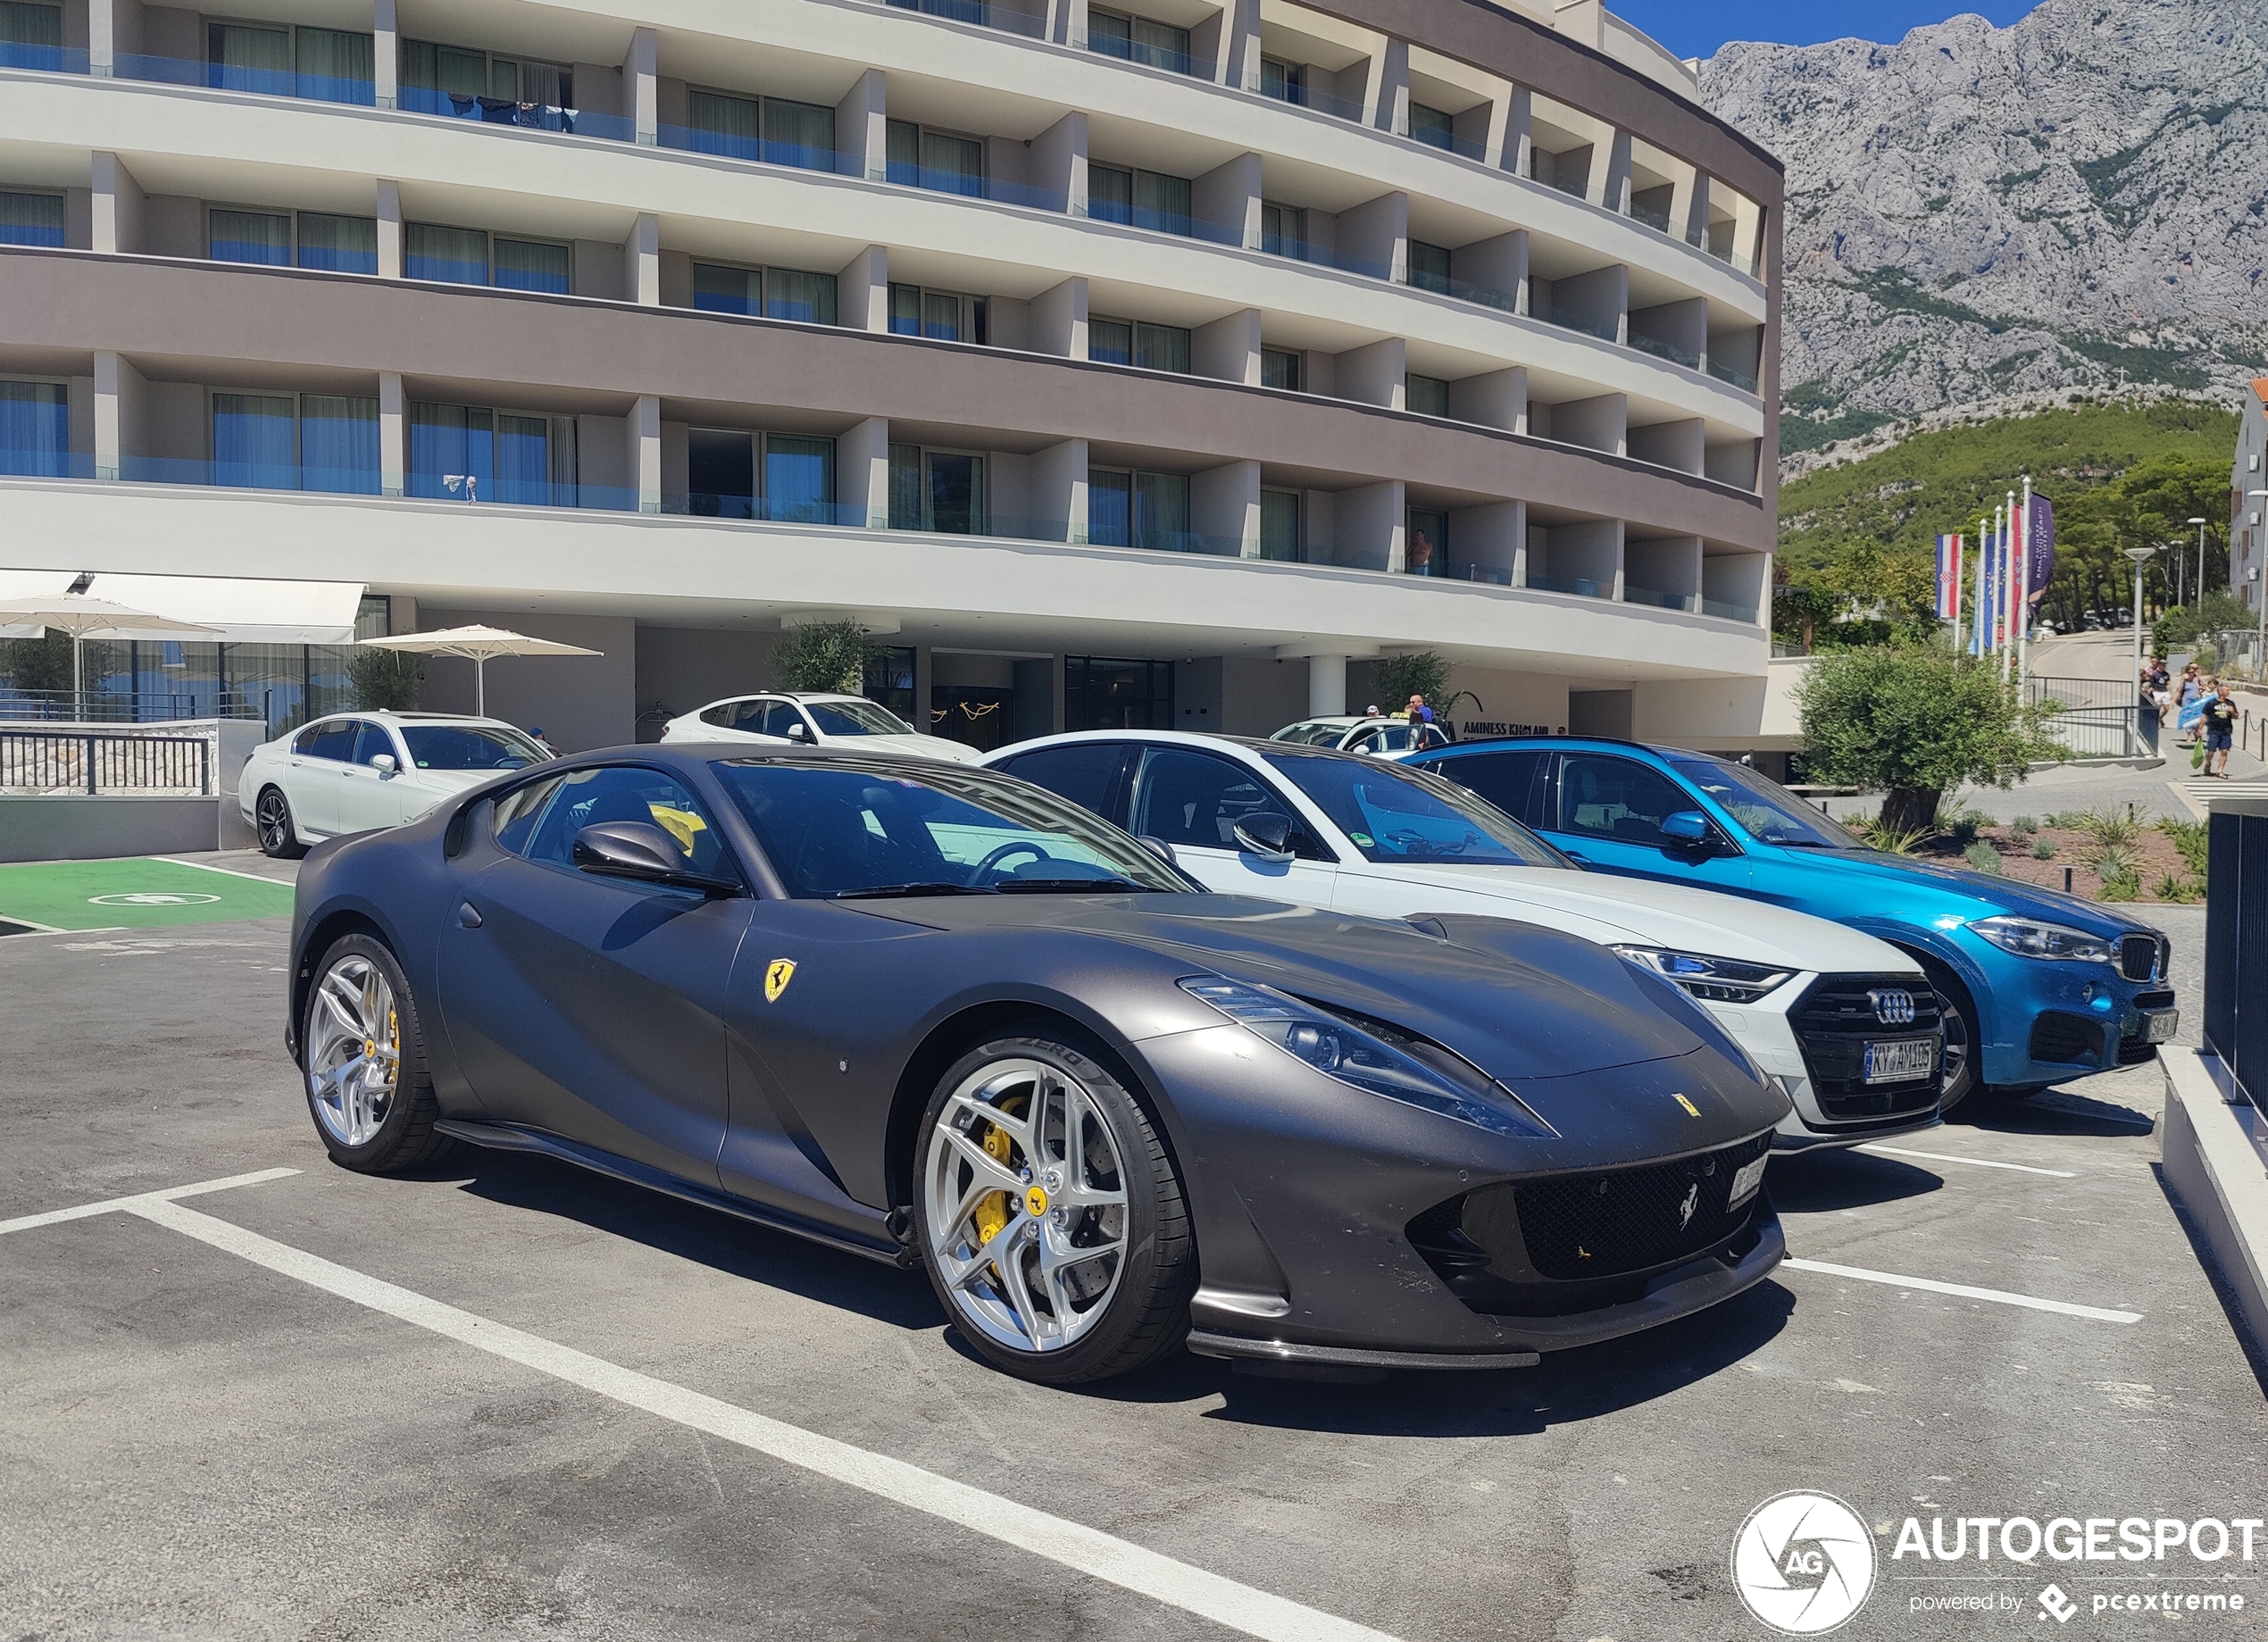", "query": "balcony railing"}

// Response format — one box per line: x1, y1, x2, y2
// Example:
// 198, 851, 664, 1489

1259, 79, 1366, 125
659, 124, 859, 175
1081, 30, 1199, 78
1700, 596, 1760, 624
403, 86, 635, 140
0, 688, 268, 725
1406, 266, 1519, 314
884, 0, 1047, 38
1528, 296, 1621, 345
1628, 330, 1701, 371
1623, 583, 1695, 612
1524, 572, 1607, 598
1707, 358, 1760, 393
0, 40, 87, 72
114, 49, 373, 105
665, 496, 871, 527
